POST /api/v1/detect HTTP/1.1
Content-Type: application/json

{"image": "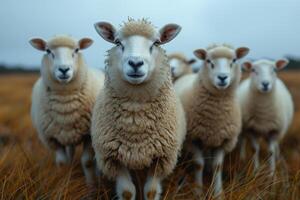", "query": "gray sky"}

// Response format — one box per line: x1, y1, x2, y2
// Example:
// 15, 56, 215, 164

0, 0, 299, 69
